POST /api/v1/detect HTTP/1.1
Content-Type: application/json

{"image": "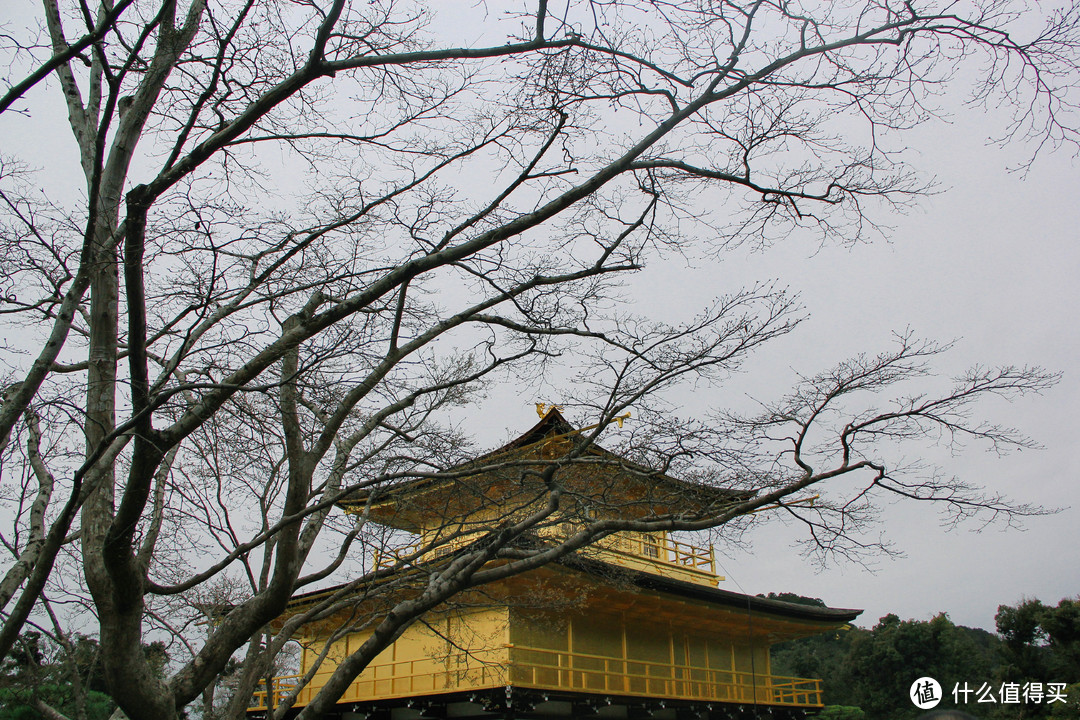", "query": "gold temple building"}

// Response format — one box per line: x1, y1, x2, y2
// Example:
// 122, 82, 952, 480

252, 409, 860, 719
